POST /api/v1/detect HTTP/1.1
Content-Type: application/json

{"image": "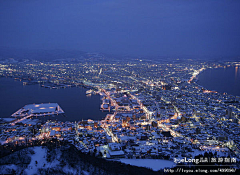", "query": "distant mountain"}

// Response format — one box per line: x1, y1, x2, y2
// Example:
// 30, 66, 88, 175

0, 47, 86, 61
